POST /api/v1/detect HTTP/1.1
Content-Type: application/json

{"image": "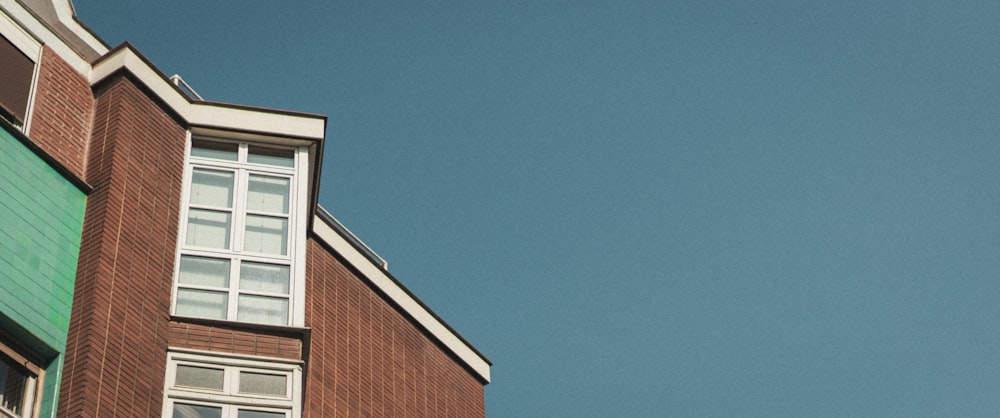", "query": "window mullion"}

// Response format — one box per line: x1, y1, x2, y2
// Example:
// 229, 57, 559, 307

233, 168, 248, 254
284, 175, 294, 323
231, 168, 249, 322
226, 366, 237, 396
228, 255, 241, 321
